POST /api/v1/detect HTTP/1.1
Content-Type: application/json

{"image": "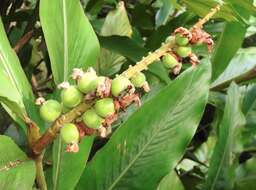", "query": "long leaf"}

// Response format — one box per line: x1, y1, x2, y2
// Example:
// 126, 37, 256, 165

0, 135, 36, 190
203, 83, 245, 190
76, 60, 211, 190
52, 136, 94, 190
0, 17, 42, 128
211, 0, 252, 80
40, 0, 100, 84
211, 22, 247, 81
